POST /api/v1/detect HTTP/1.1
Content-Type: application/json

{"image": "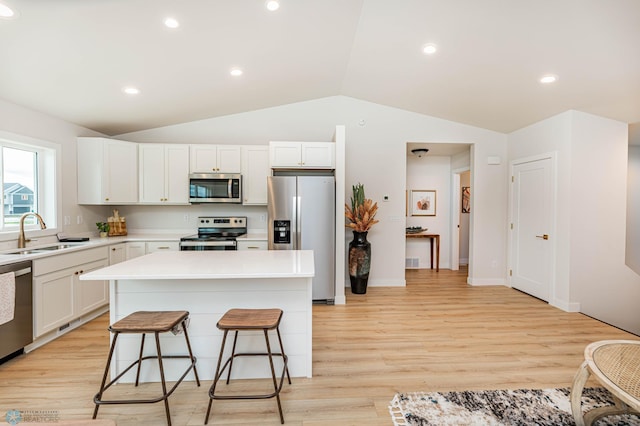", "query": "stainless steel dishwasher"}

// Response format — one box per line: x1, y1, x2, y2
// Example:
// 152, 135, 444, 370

0, 260, 33, 362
